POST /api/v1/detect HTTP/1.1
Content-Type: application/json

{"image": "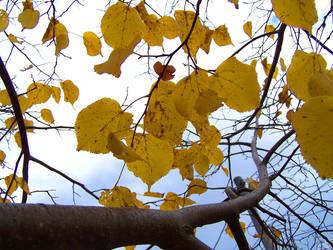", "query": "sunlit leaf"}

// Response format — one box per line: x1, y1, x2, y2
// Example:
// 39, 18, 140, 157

160, 192, 179, 210
222, 167, 229, 176
194, 89, 223, 115
26, 82, 52, 105
210, 57, 260, 112
41, 18, 59, 43
308, 71, 333, 98
94, 35, 141, 77
280, 58, 286, 71
5, 174, 30, 196
243, 21, 252, 38
18, 95, 33, 113
187, 178, 207, 196
212, 25, 233, 46
292, 96, 333, 179
99, 186, 147, 208
18, 0, 39, 30
60, 80, 79, 105
172, 148, 194, 180
41, 108, 54, 123
153, 62, 176, 81
0, 9, 8, 31
75, 98, 133, 154
0, 150, 5, 164
271, 0, 318, 33
83, 31, 102, 56
144, 80, 187, 145
158, 16, 179, 39
246, 177, 259, 189
0, 90, 11, 106
273, 227, 282, 238
227, 0, 239, 9
51, 86, 61, 103
261, 57, 278, 79
265, 25, 275, 39
8, 34, 22, 44
101, 2, 144, 49
144, 191, 164, 198
174, 10, 206, 60
14, 132, 21, 148
226, 222, 246, 239
287, 50, 327, 101
55, 22, 69, 56
107, 132, 143, 163
126, 133, 173, 190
